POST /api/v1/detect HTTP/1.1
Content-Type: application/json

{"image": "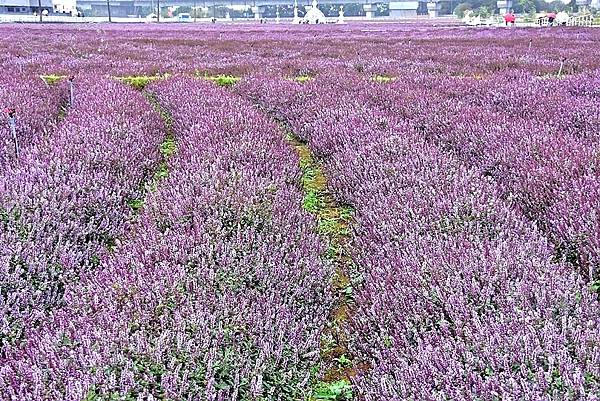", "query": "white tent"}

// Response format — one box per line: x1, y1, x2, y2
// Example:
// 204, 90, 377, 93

302, 0, 326, 24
